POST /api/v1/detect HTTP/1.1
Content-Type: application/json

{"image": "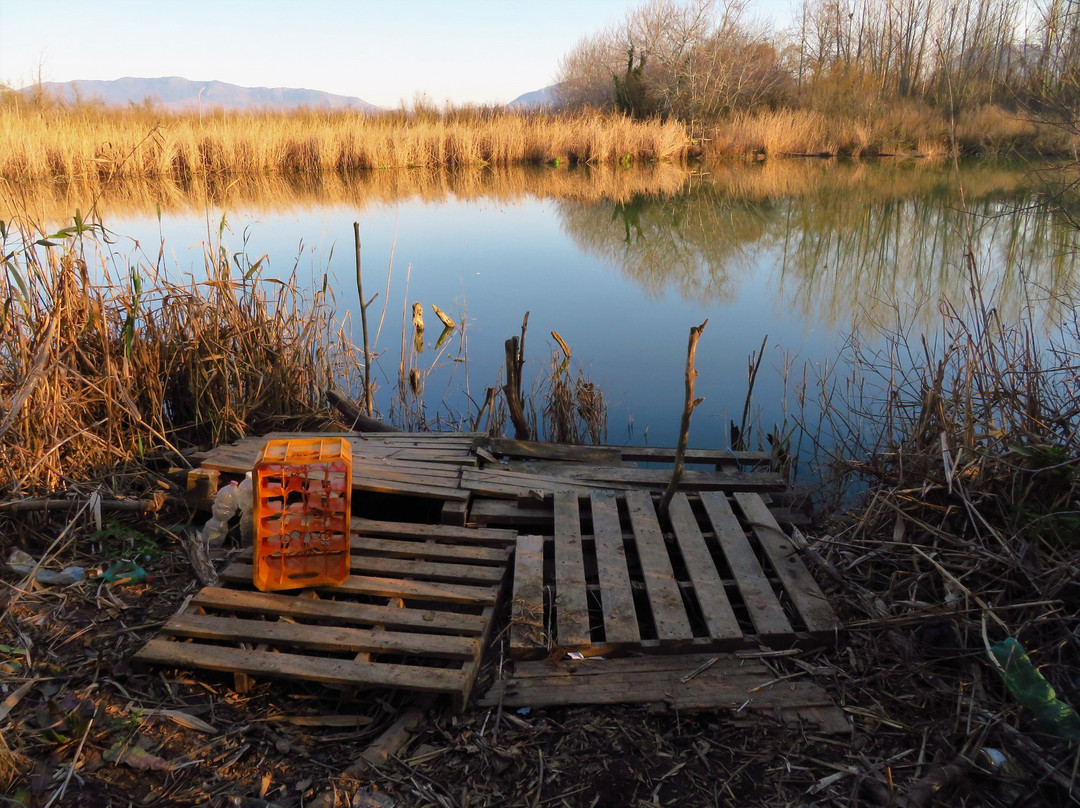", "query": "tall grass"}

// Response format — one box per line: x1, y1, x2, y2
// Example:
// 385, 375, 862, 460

709, 105, 1078, 158
0, 218, 361, 494
0, 106, 692, 181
